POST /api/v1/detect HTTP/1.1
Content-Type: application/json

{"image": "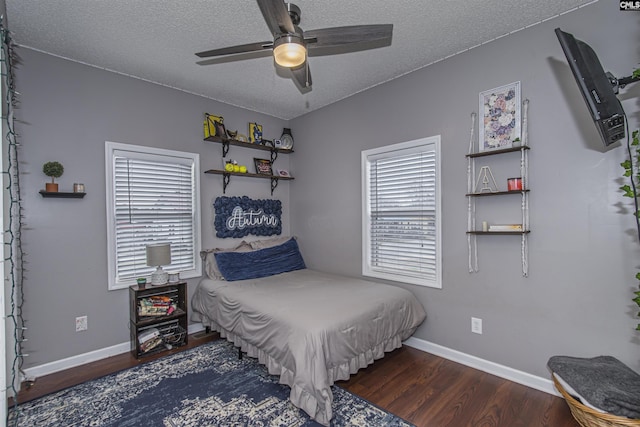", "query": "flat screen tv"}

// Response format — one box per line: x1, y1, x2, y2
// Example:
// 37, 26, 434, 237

555, 28, 626, 146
